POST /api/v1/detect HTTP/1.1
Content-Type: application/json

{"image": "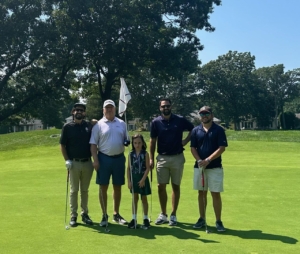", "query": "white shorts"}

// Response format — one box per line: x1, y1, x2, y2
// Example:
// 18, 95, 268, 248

193, 167, 224, 192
